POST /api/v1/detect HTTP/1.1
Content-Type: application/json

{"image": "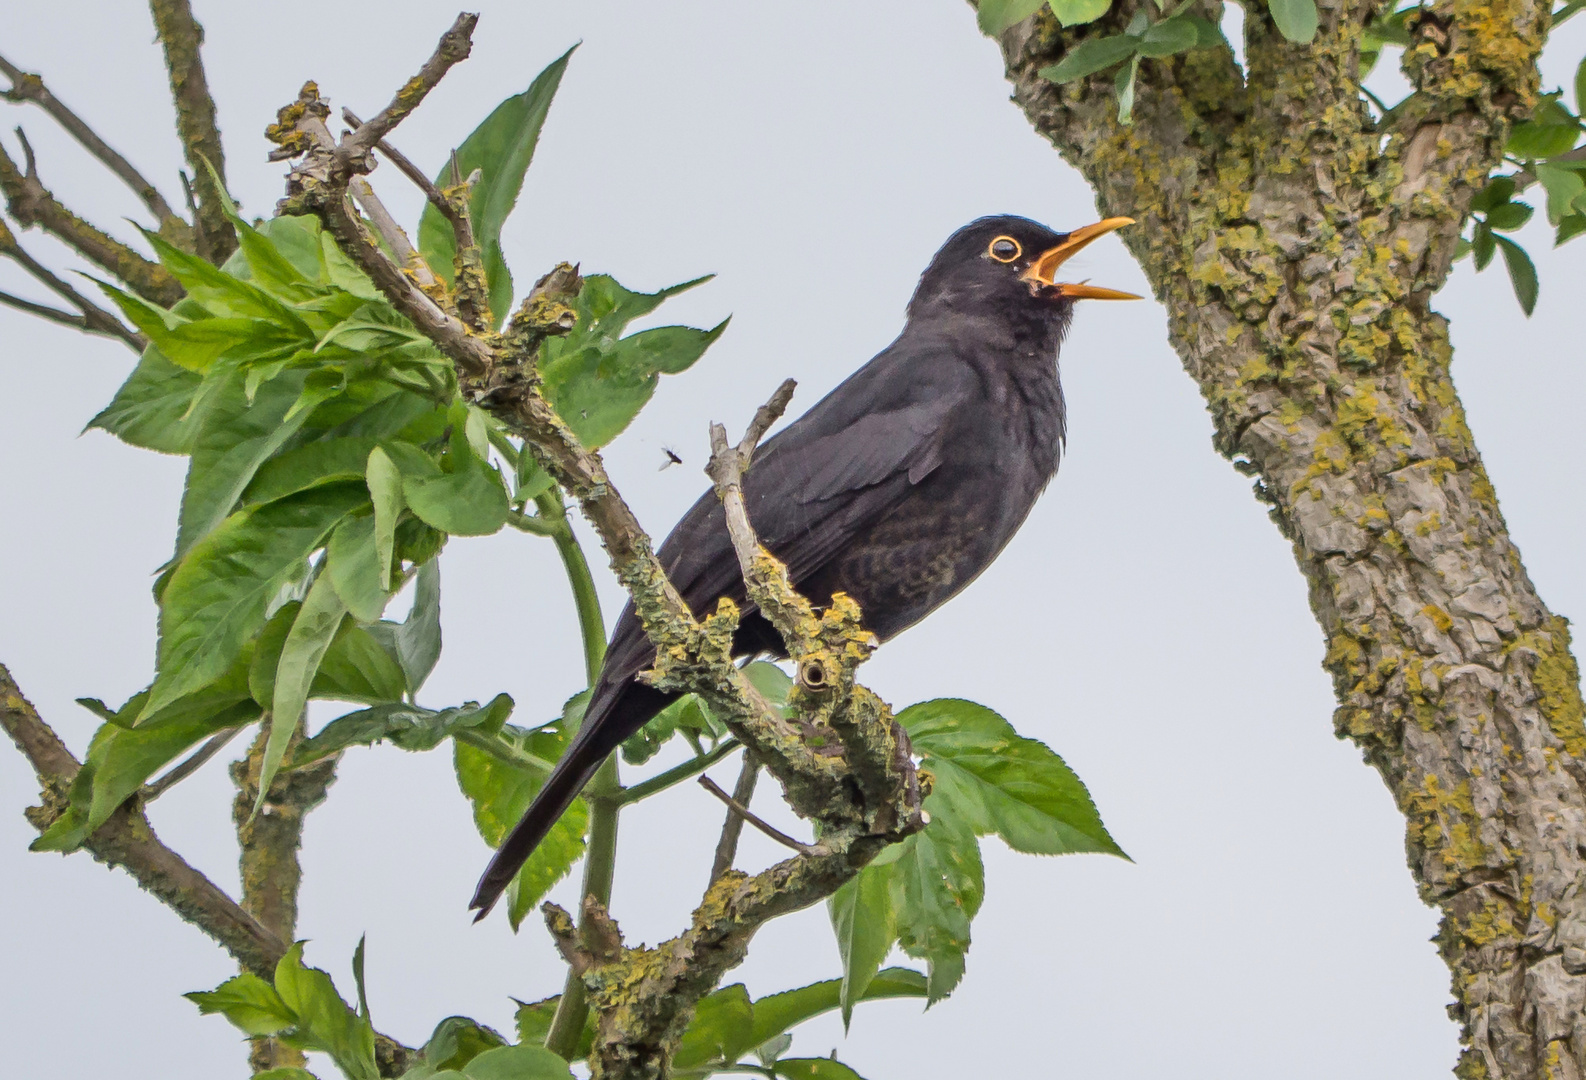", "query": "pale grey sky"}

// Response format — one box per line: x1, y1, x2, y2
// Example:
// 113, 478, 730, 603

2, 4, 1583, 1078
